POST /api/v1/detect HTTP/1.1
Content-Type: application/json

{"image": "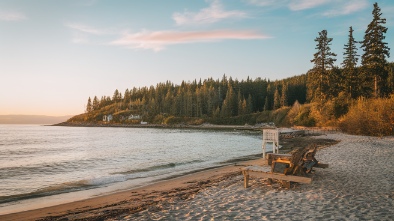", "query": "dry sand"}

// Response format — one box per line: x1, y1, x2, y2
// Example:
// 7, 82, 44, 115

111, 133, 394, 221
1, 133, 393, 221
